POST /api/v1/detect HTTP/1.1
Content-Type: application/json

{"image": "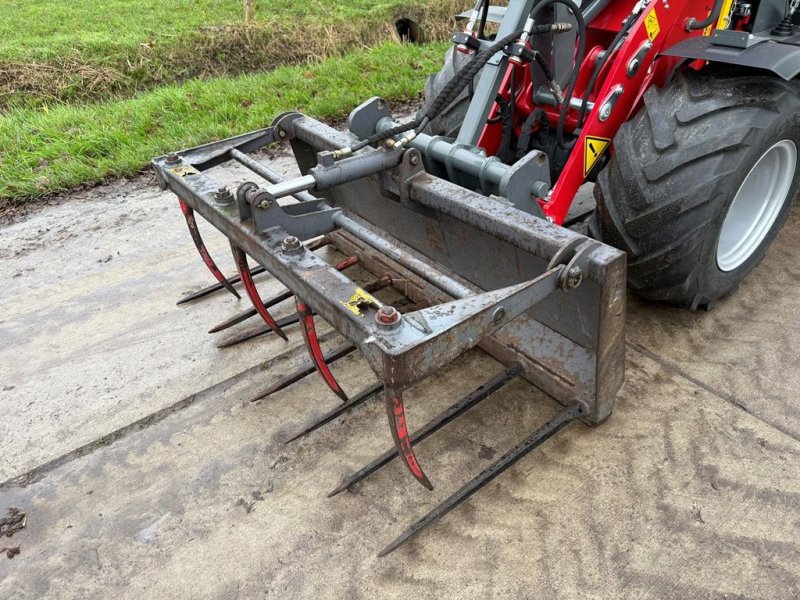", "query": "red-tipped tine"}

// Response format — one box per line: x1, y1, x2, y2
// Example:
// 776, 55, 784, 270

385, 389, 434, 491
296, 299, 349, 403
178, 198, 240, 300
230, 243, 288, 342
